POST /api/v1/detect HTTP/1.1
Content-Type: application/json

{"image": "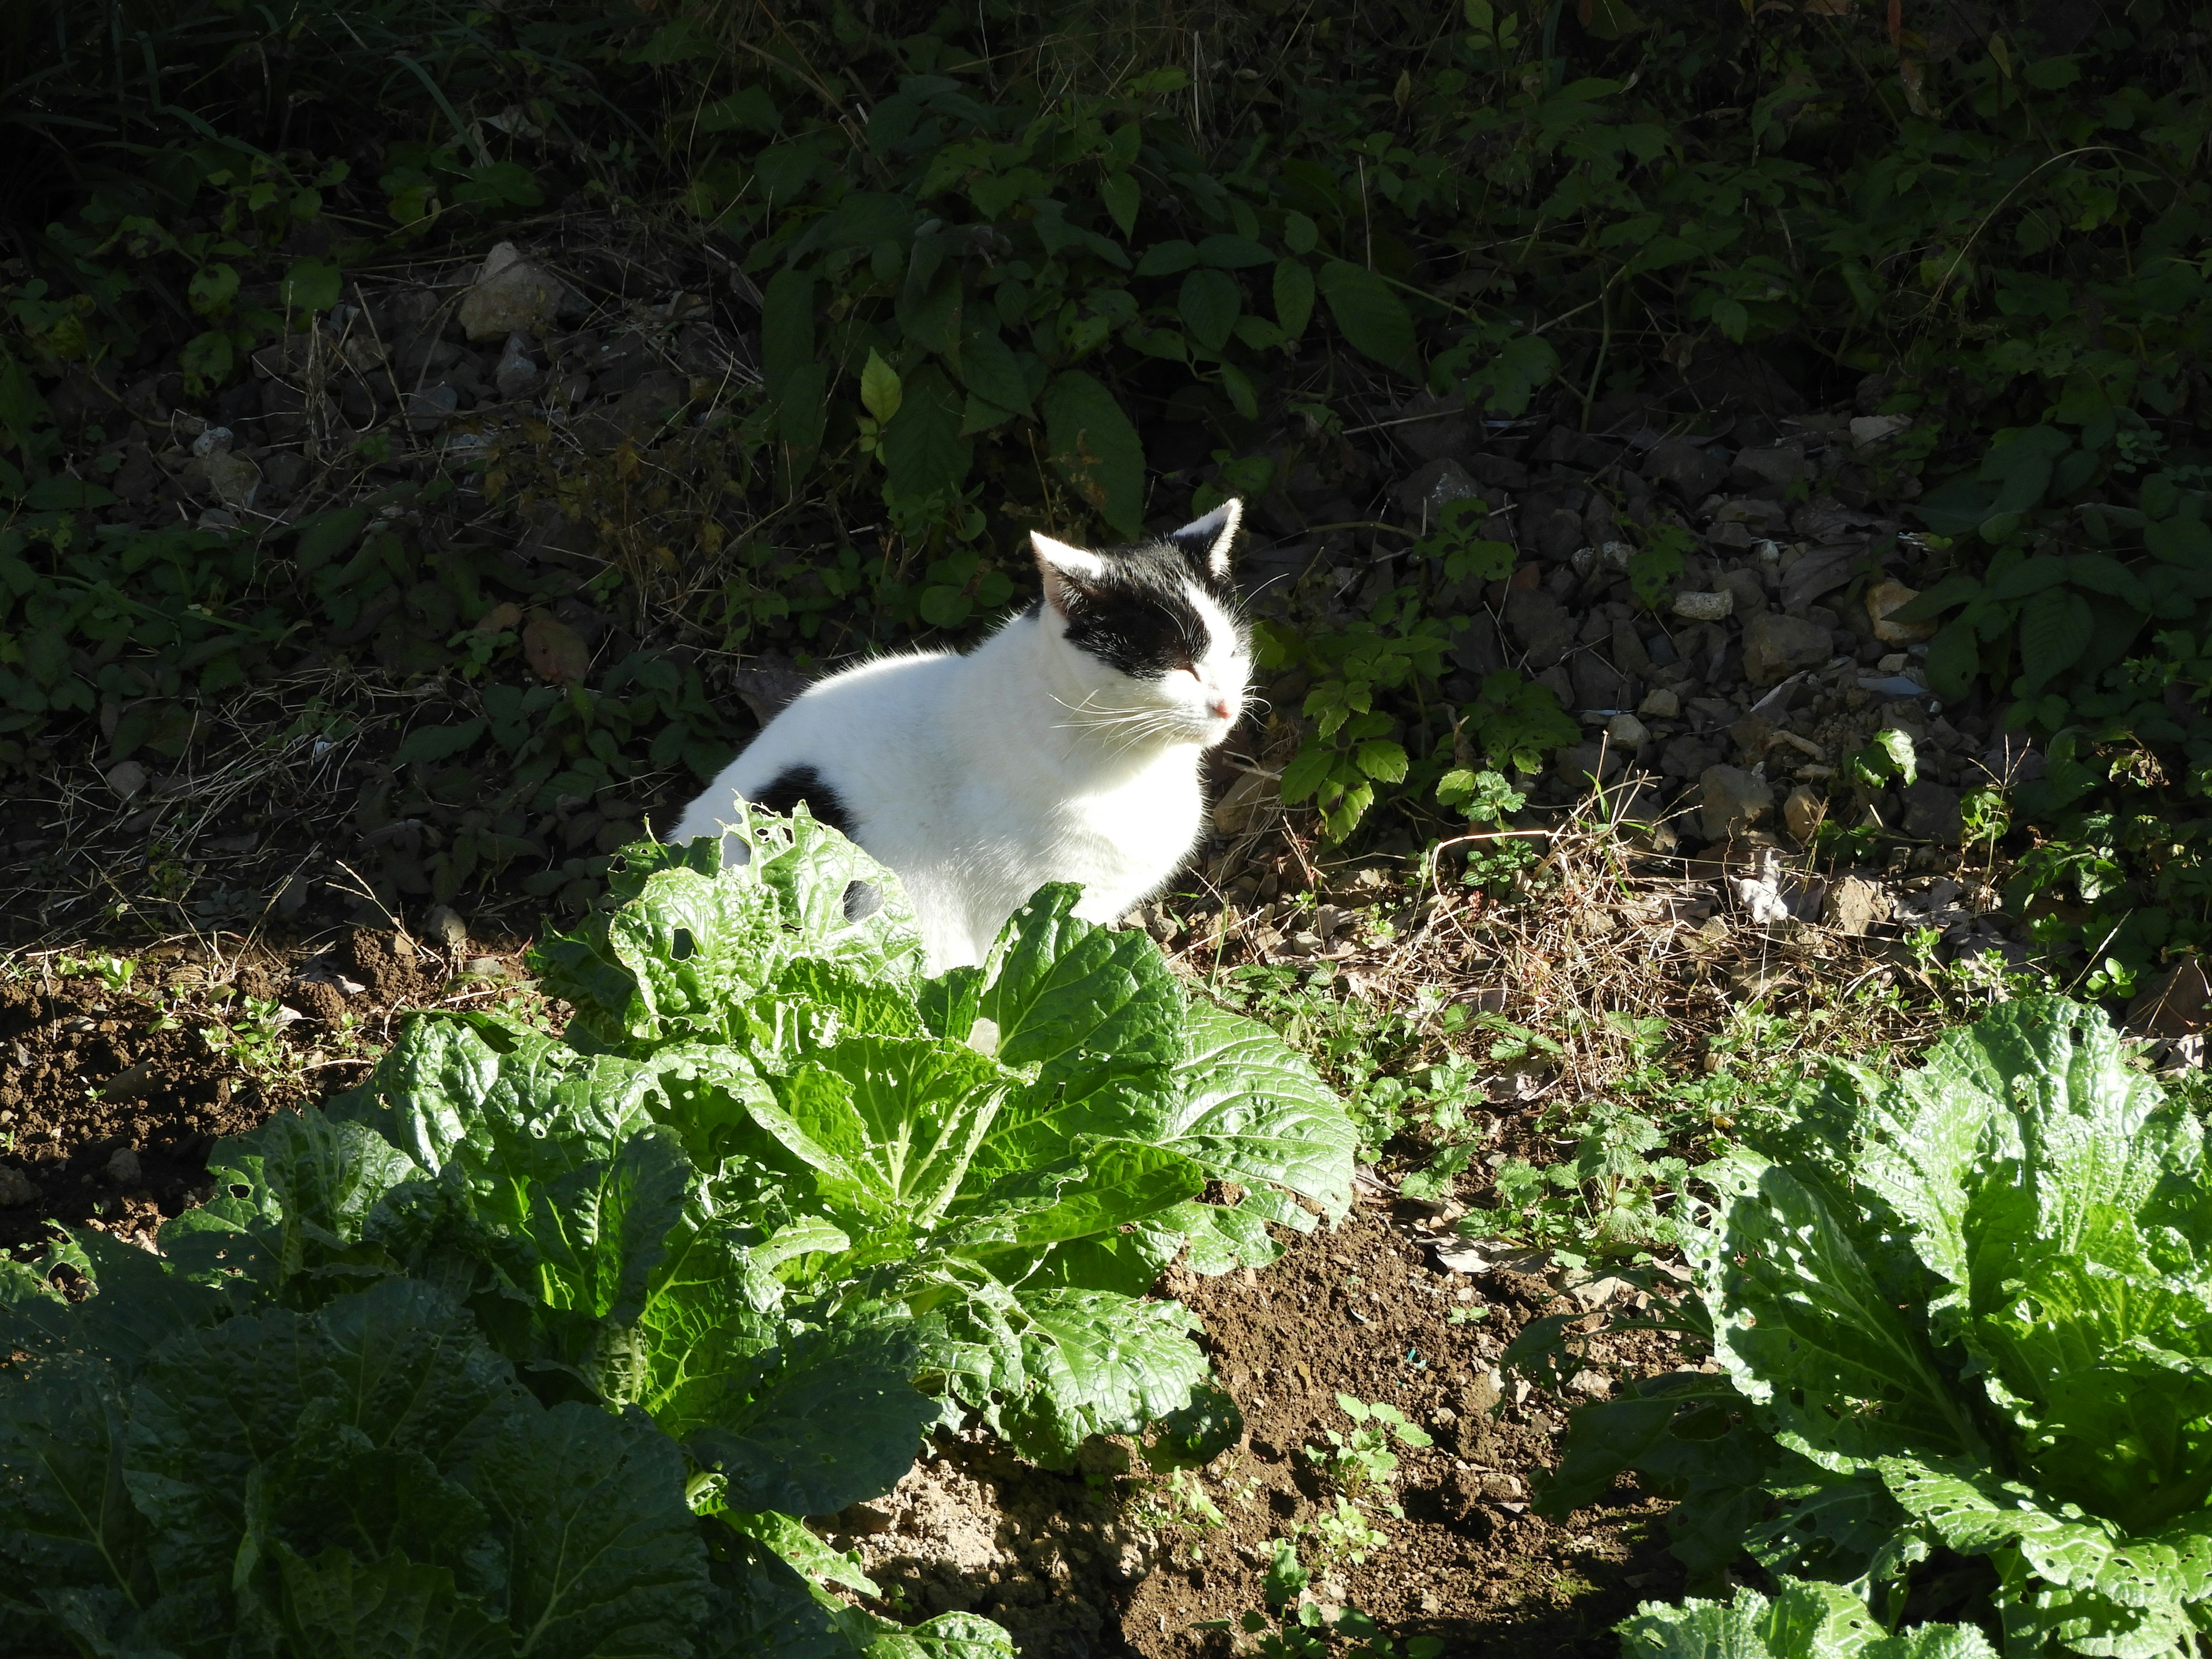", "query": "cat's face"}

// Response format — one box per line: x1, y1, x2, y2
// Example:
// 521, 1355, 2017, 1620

1032, 500, 1252, 748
